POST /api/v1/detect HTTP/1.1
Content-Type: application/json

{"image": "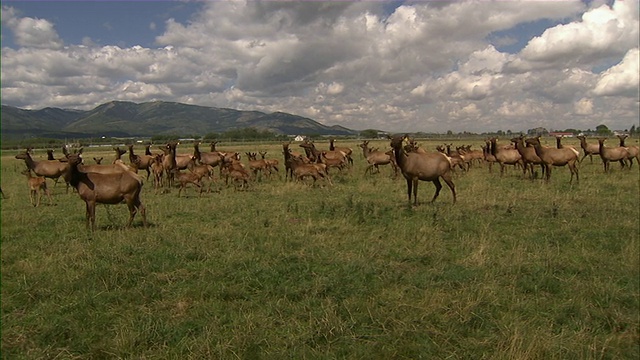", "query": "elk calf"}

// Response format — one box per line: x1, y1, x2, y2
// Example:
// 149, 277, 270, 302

22, 169, 53, 207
